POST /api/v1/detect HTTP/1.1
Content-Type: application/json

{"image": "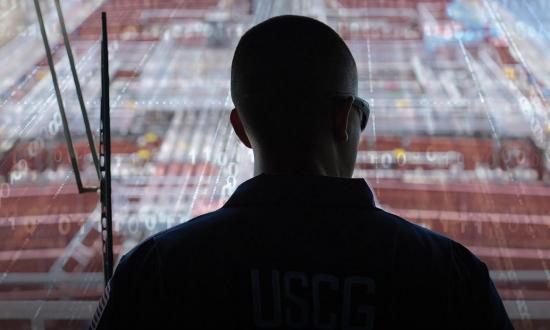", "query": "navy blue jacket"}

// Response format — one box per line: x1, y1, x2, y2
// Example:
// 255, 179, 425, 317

91, 173, 513, 329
